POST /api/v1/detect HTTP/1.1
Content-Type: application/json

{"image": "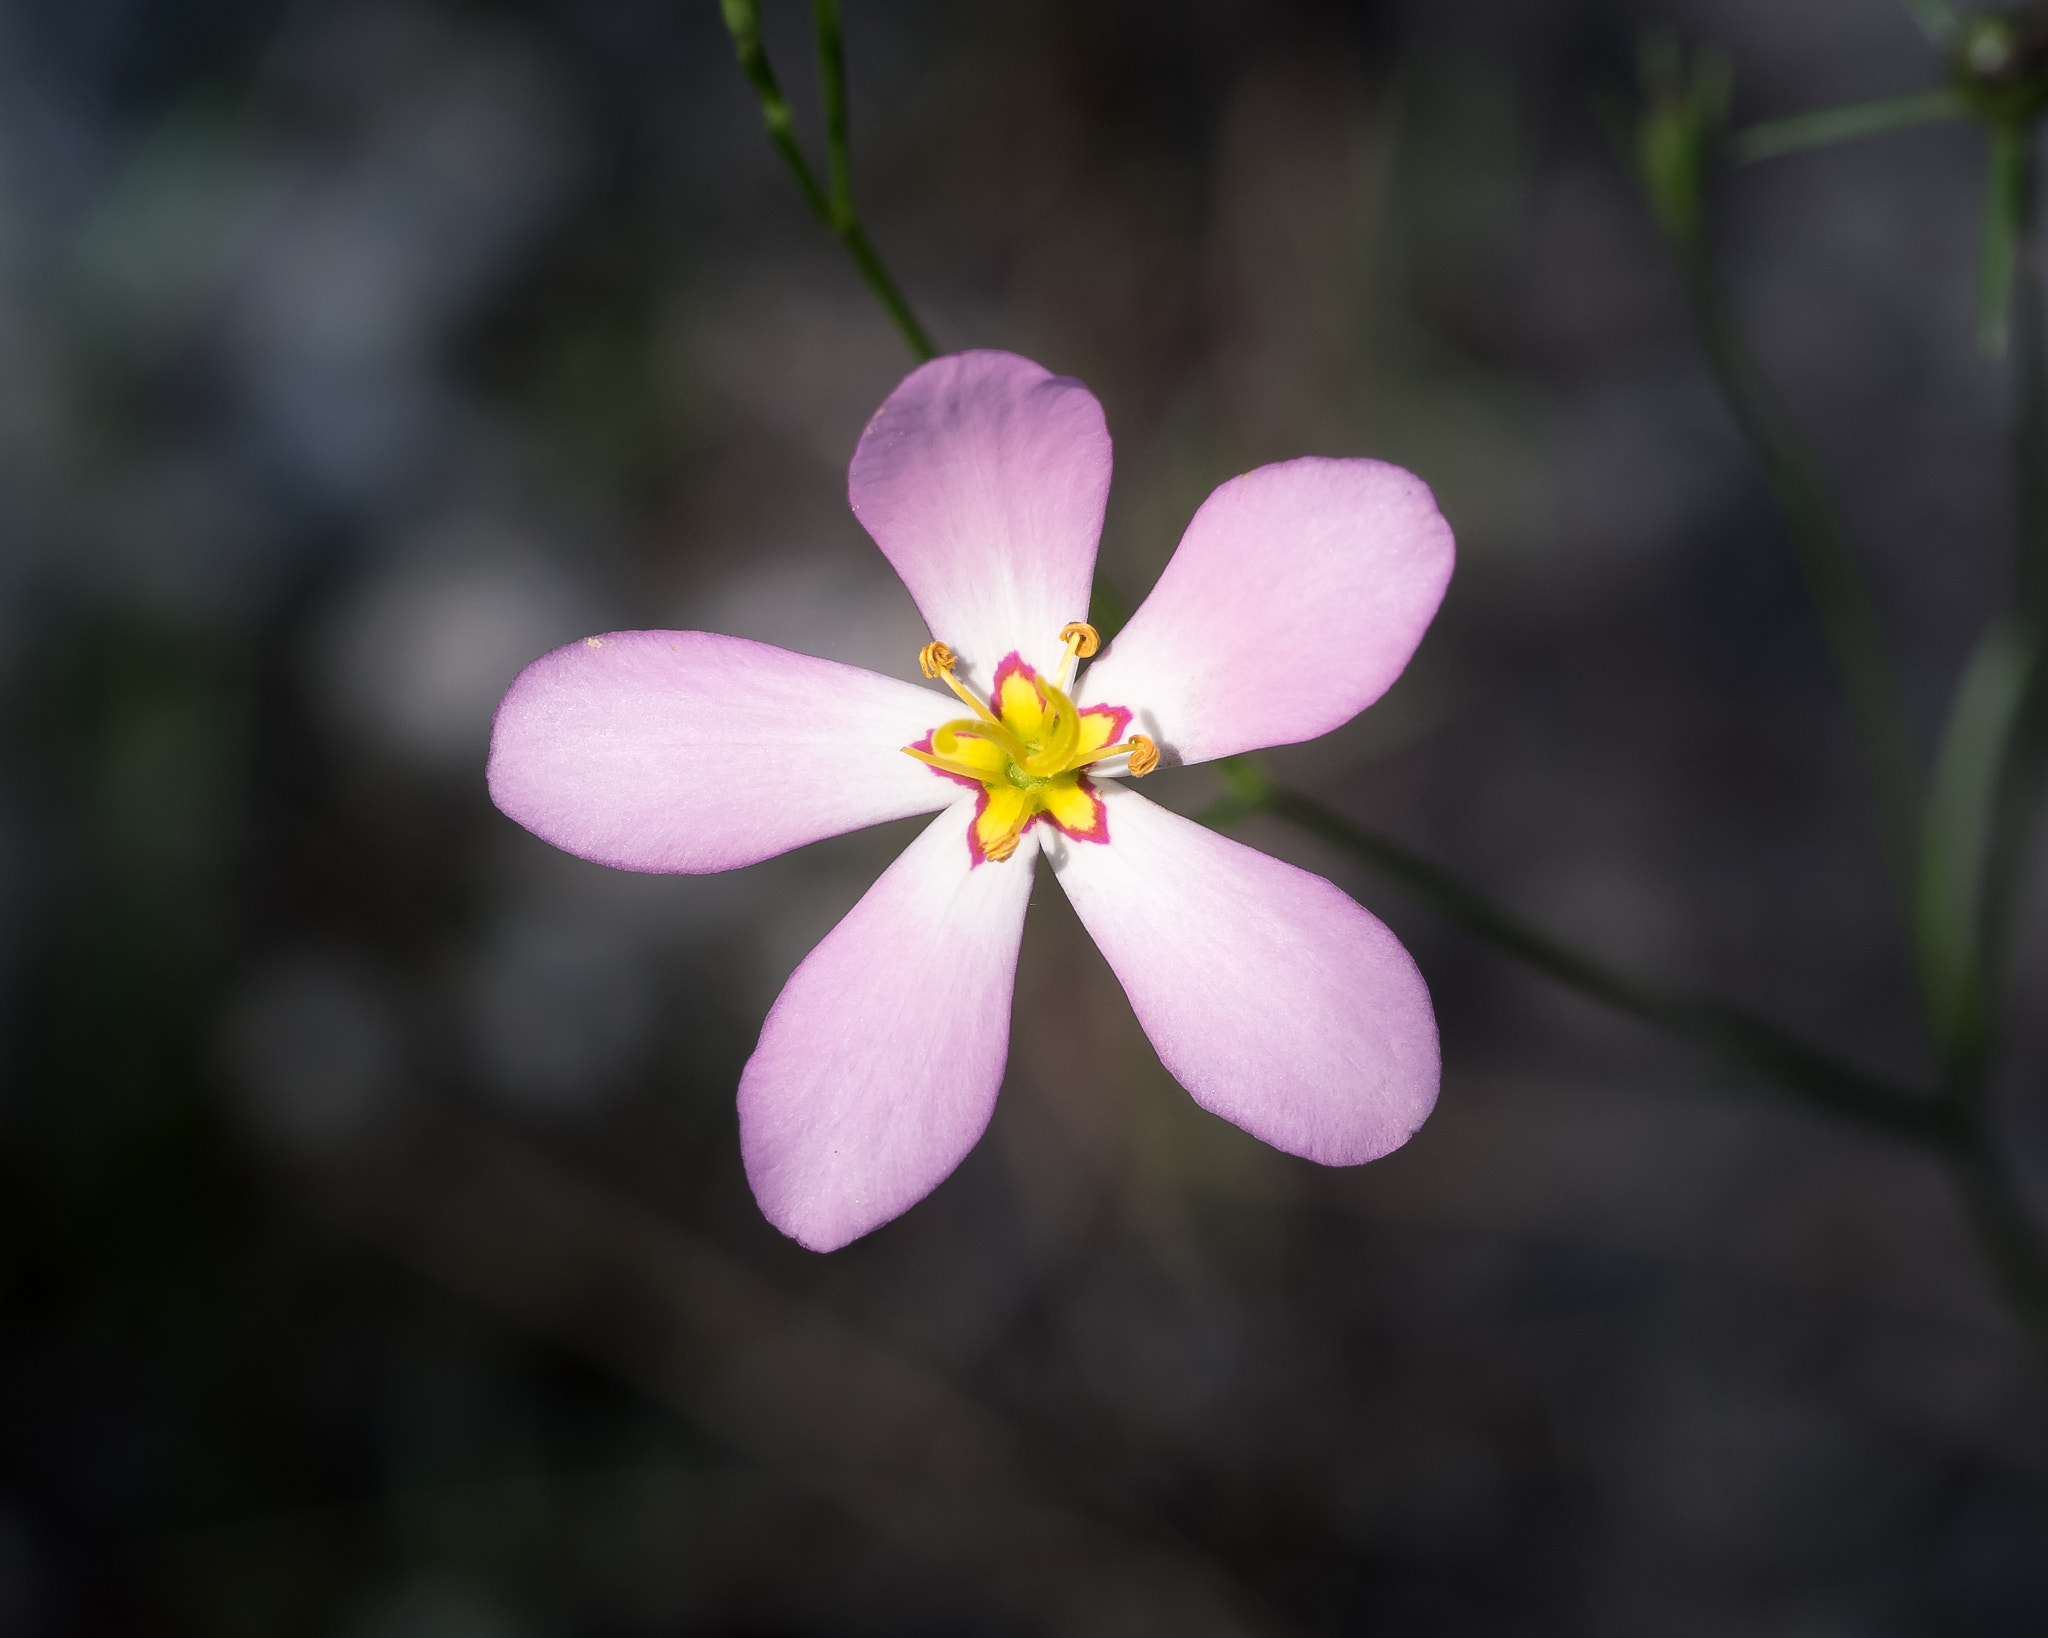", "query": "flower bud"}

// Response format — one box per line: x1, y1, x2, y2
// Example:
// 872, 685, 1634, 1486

1952, 6, 2048, 123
